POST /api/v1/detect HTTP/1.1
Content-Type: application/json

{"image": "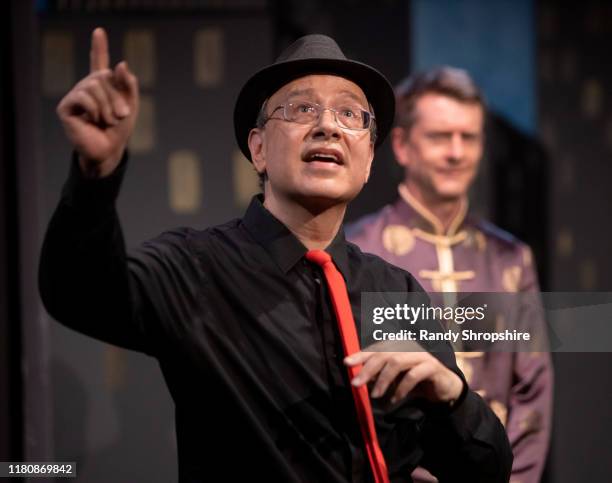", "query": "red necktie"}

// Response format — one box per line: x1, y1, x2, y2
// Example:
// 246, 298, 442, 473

305, 250, 390, 483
